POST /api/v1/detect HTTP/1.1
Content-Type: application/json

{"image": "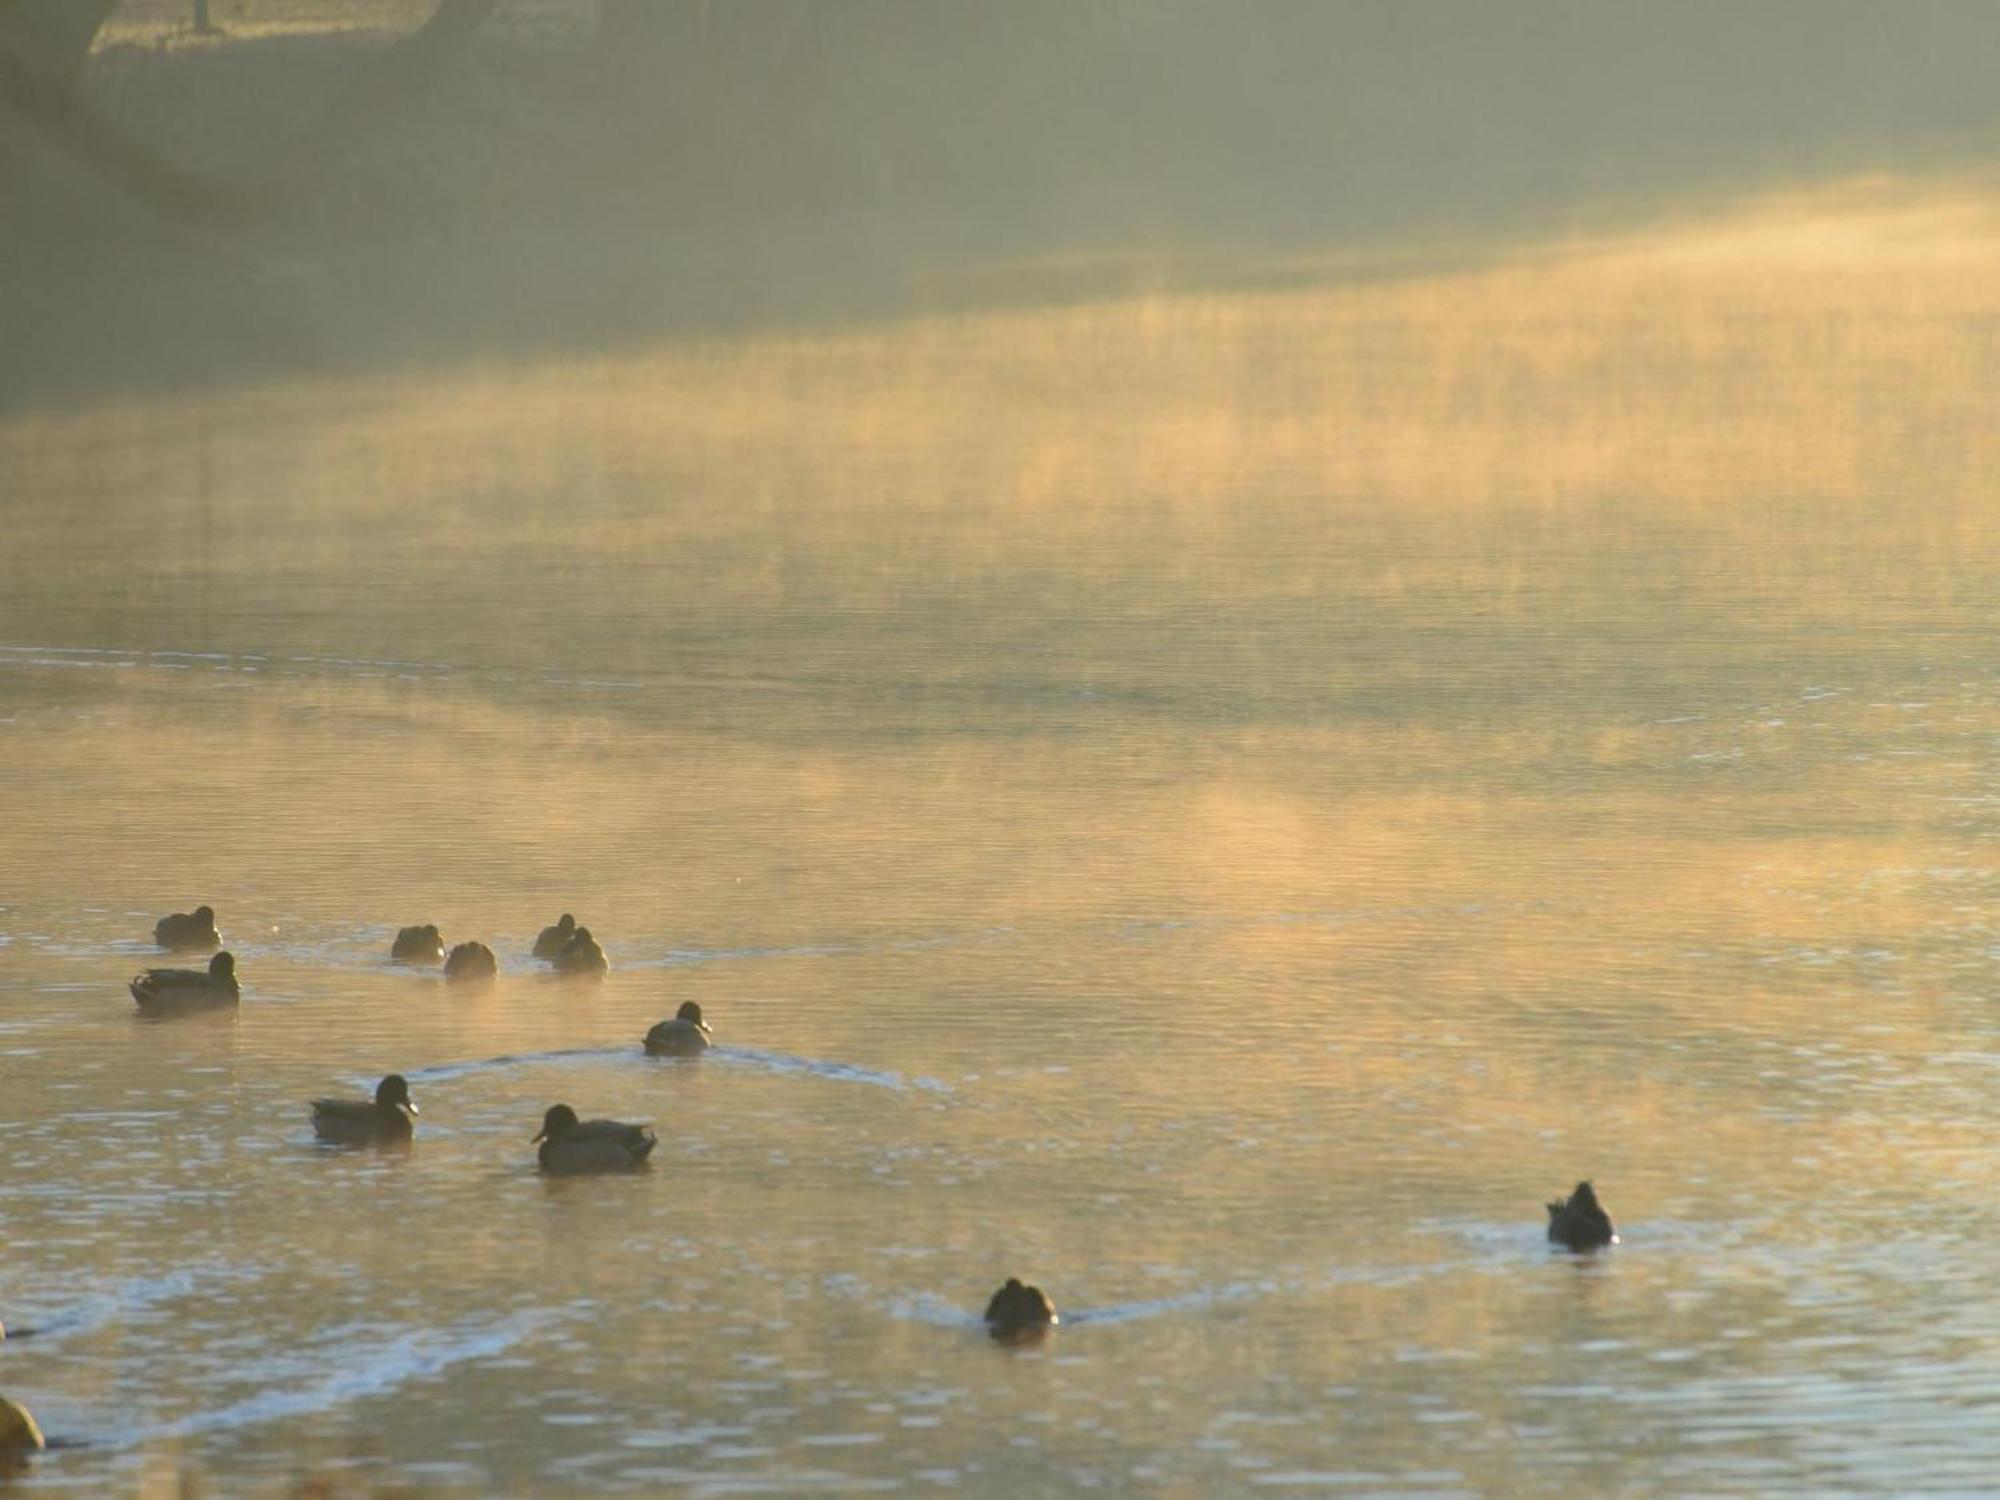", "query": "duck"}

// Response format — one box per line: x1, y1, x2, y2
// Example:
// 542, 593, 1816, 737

0, 1396, 43, 1472
552, 926, 609, 976
983, 1278, 1059, 1341
130, 951, 239, 1012
1546, 1180, 1617, 1251
532, 913, 578, 960
643, 1000, 712, 1056
390, 923, 446, 964
153, 904, 221, 951
443, 940, 497, 982
311, 1074, 418, 1146
533, 1103, 654, 1175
